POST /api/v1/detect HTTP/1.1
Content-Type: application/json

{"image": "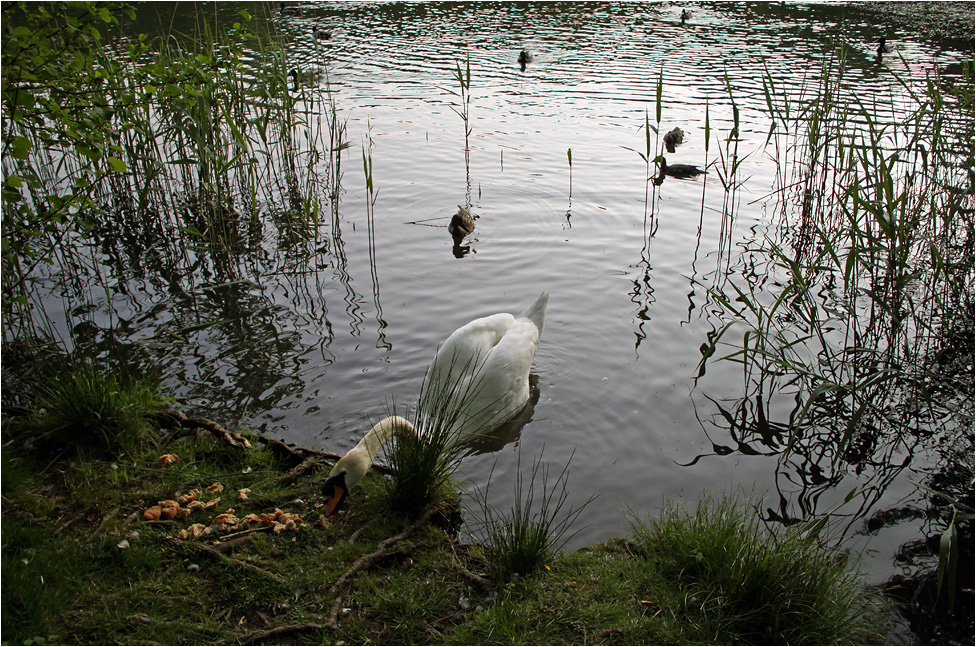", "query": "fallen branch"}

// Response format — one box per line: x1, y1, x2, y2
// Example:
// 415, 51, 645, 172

325, 507, 438, 628
150, 409, 252, 450
168, 537, 287, 586
238, 623, 325, 645
274, 456, 319, 486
